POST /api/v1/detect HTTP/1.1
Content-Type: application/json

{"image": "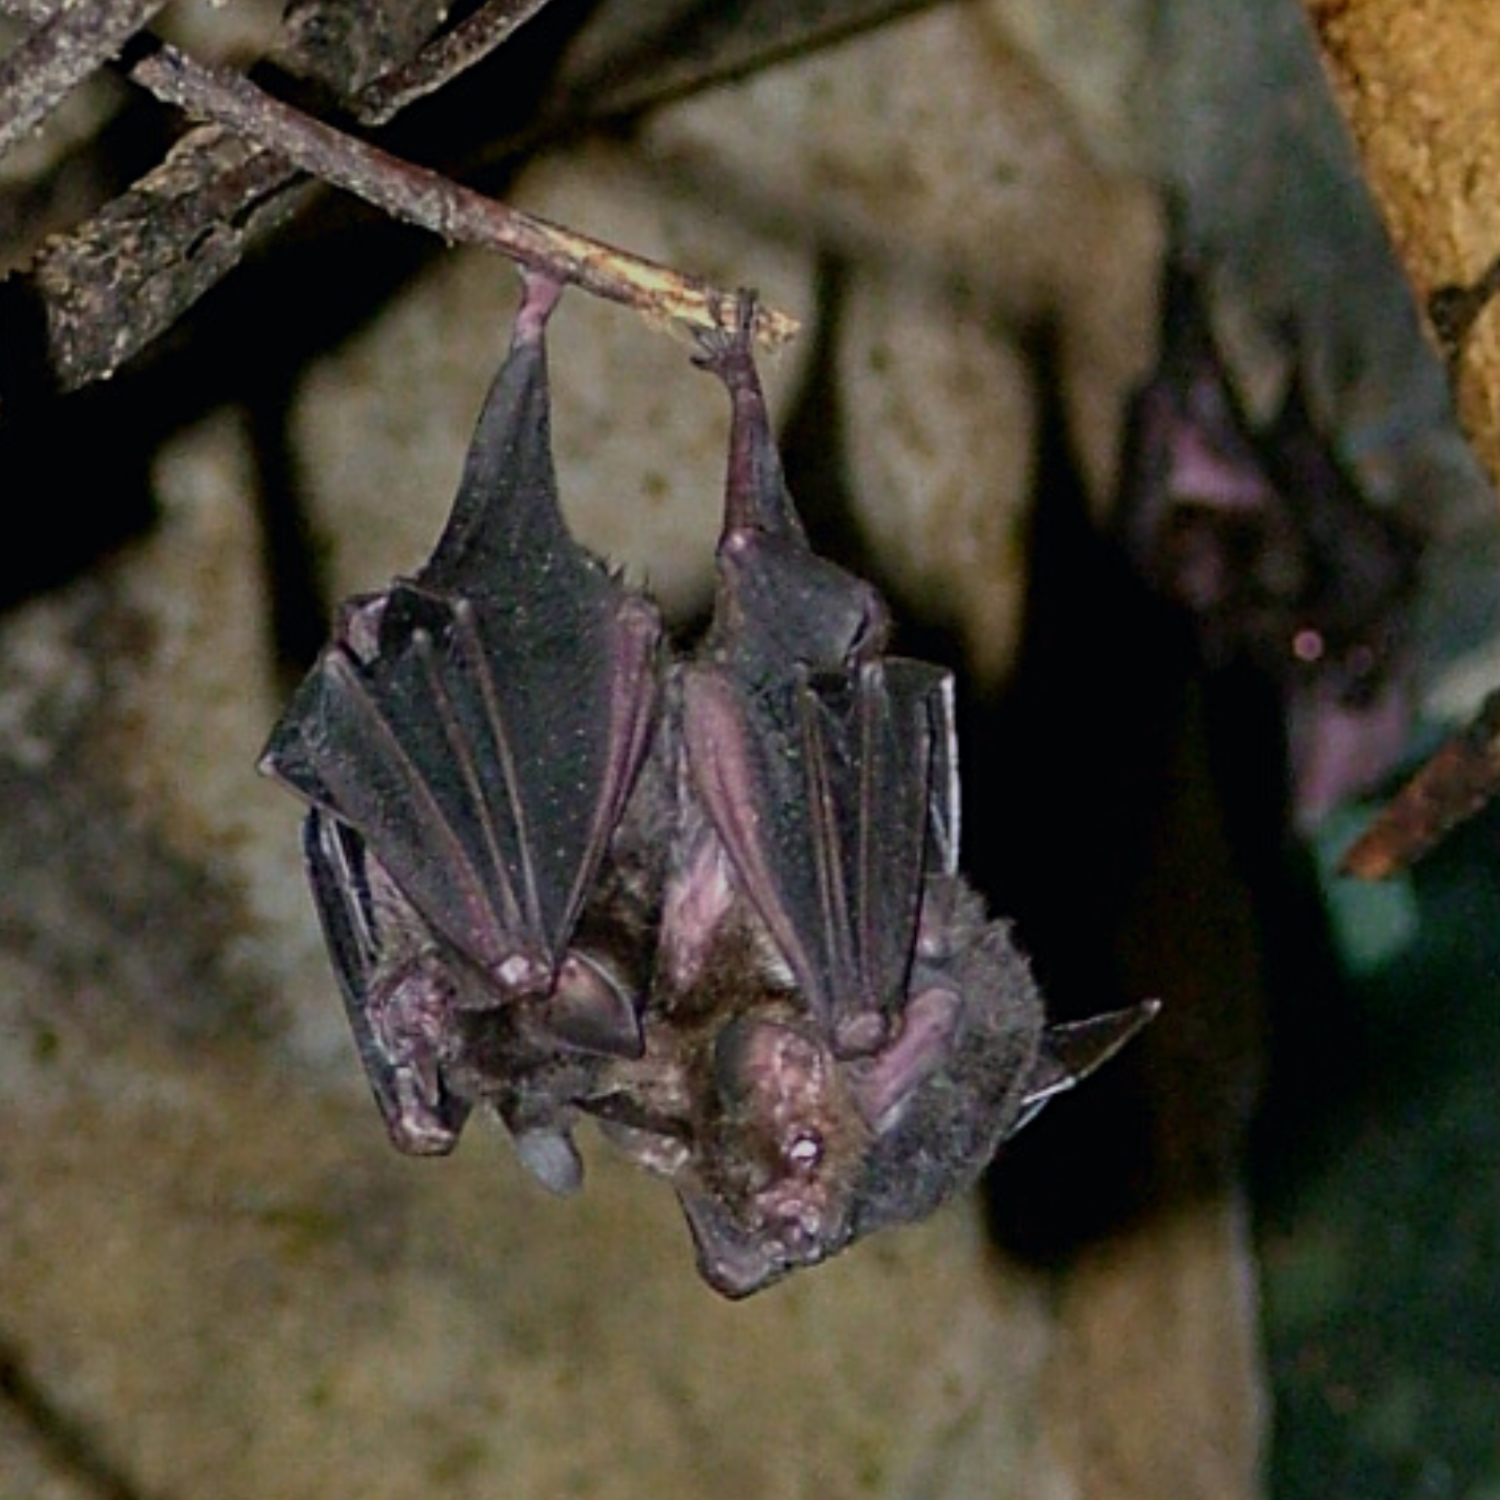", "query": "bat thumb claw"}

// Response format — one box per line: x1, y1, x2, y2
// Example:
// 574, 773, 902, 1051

543, 954, 644, 1059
